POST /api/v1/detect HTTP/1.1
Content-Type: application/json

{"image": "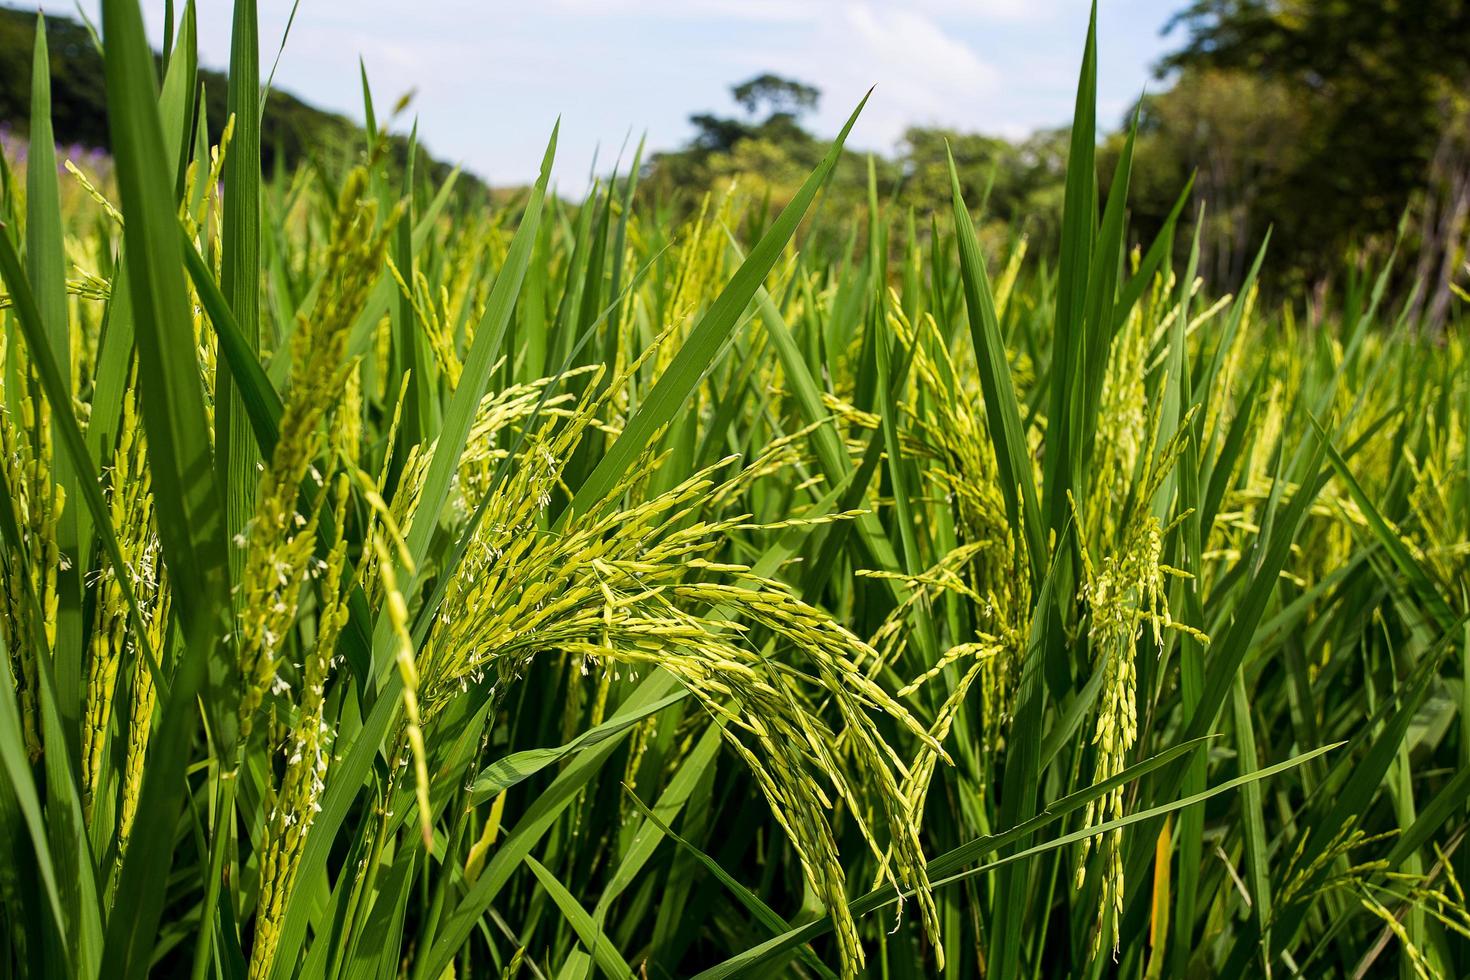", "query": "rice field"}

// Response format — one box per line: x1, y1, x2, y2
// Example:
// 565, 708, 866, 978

1, 2, 1468, 978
